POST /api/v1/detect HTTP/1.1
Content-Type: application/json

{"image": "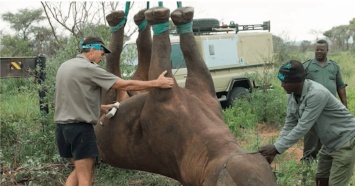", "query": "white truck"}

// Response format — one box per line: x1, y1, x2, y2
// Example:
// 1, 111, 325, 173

122, 19, 274, 108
